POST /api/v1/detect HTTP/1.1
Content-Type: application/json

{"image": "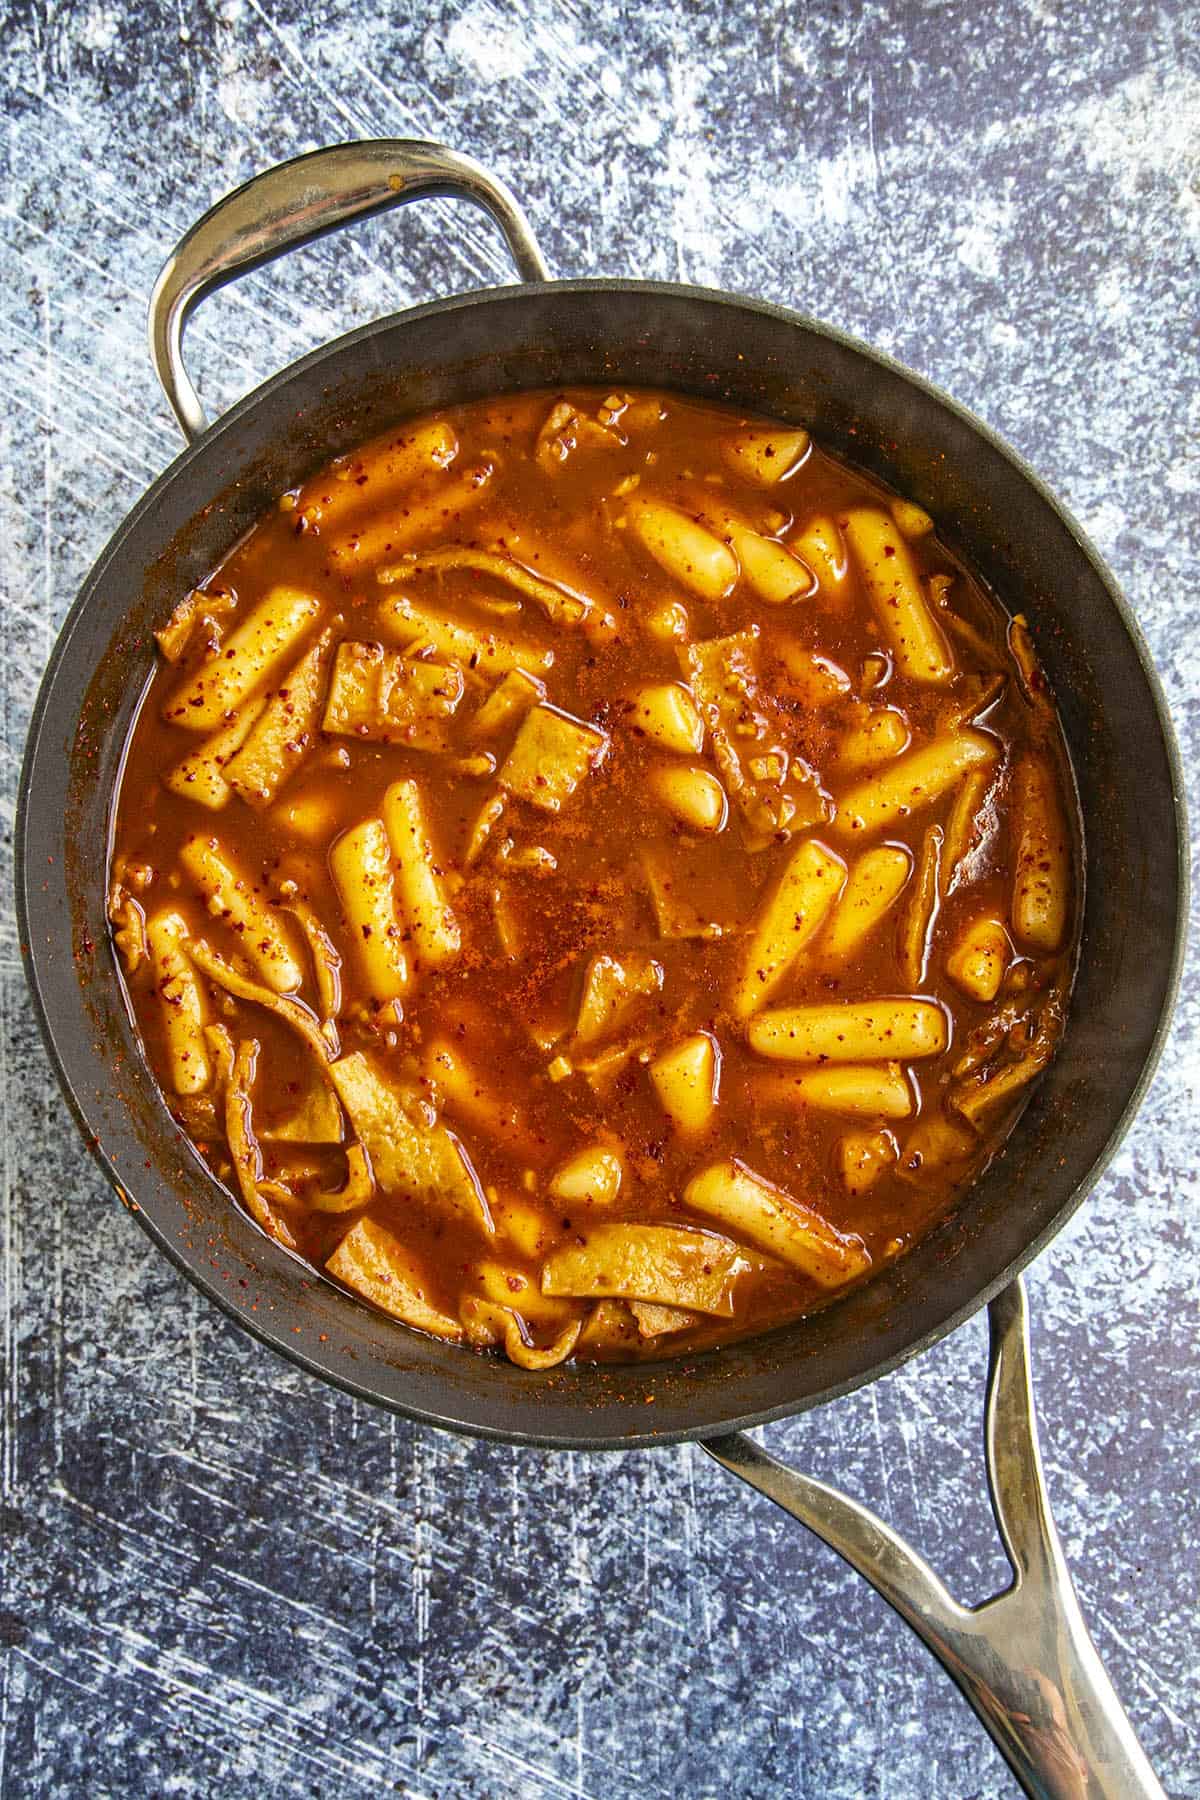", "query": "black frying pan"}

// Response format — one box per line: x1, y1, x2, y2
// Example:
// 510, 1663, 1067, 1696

16, 142, 1187, 1798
